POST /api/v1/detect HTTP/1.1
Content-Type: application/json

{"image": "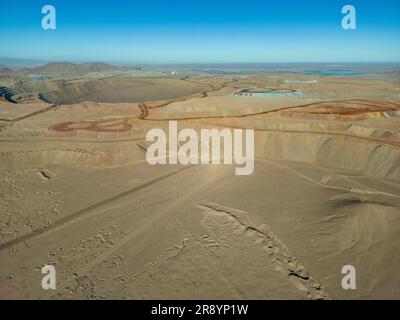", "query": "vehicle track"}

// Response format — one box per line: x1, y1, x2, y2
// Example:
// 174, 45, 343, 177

46, 98, 400, 148
256, 158, 400, 201
0, 137, 146, 144
199, 121, 400, 148
0, 104, 60, 122
49, 78, 238, 132
0, 165, 193, 252
141, 99, 399, 121
42, 165, 230, 298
